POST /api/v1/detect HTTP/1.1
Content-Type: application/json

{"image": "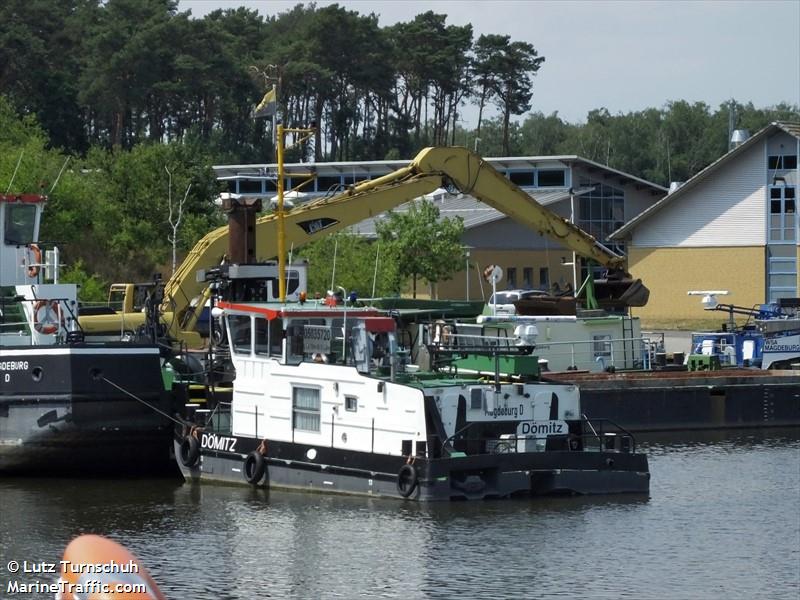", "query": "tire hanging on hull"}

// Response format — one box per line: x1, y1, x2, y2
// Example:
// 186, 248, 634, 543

243, 451, 266, 484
